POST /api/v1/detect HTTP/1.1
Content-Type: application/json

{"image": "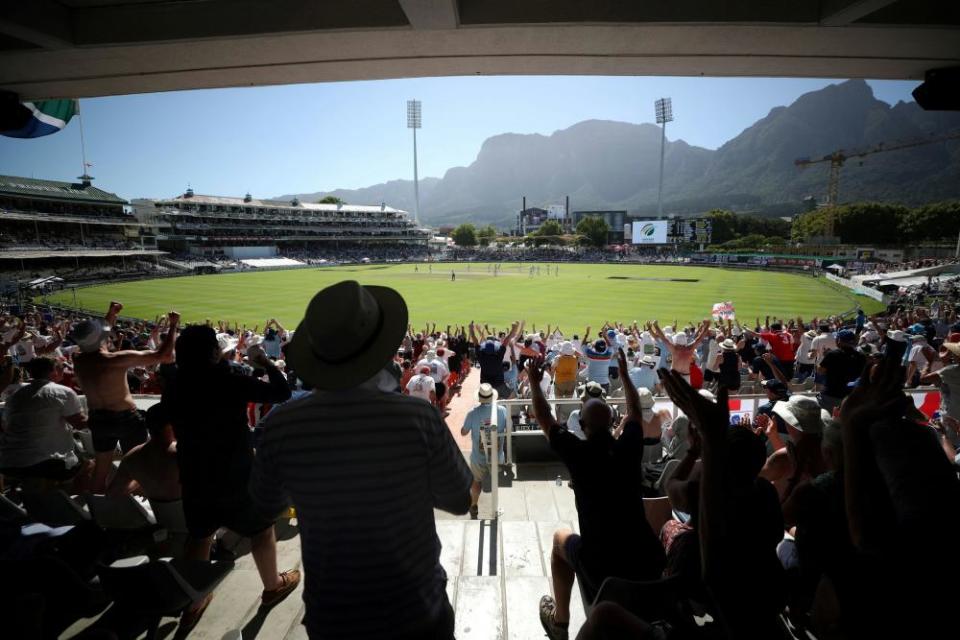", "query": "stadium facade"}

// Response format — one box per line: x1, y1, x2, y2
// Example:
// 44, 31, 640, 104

0, 175, 428, 289
145, 190, 429, 258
